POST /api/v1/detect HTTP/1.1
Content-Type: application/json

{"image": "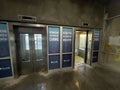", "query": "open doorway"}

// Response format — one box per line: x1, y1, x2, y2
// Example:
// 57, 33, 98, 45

74, 29, 93, 67
75, 31, 87, 66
